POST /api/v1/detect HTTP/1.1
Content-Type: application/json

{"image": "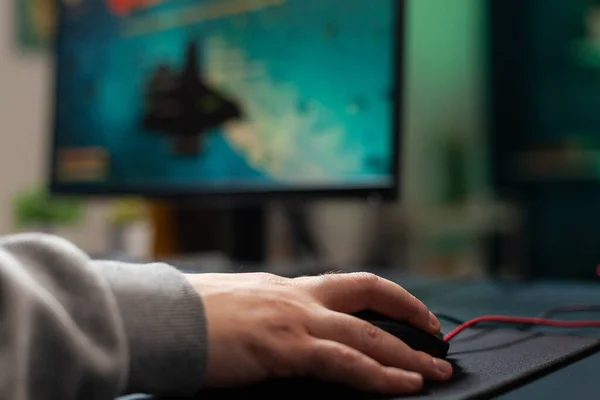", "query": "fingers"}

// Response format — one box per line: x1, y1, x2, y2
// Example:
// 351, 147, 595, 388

309, 311, 453, 381
299, 272, 439, 334
308, 339, 424, 394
